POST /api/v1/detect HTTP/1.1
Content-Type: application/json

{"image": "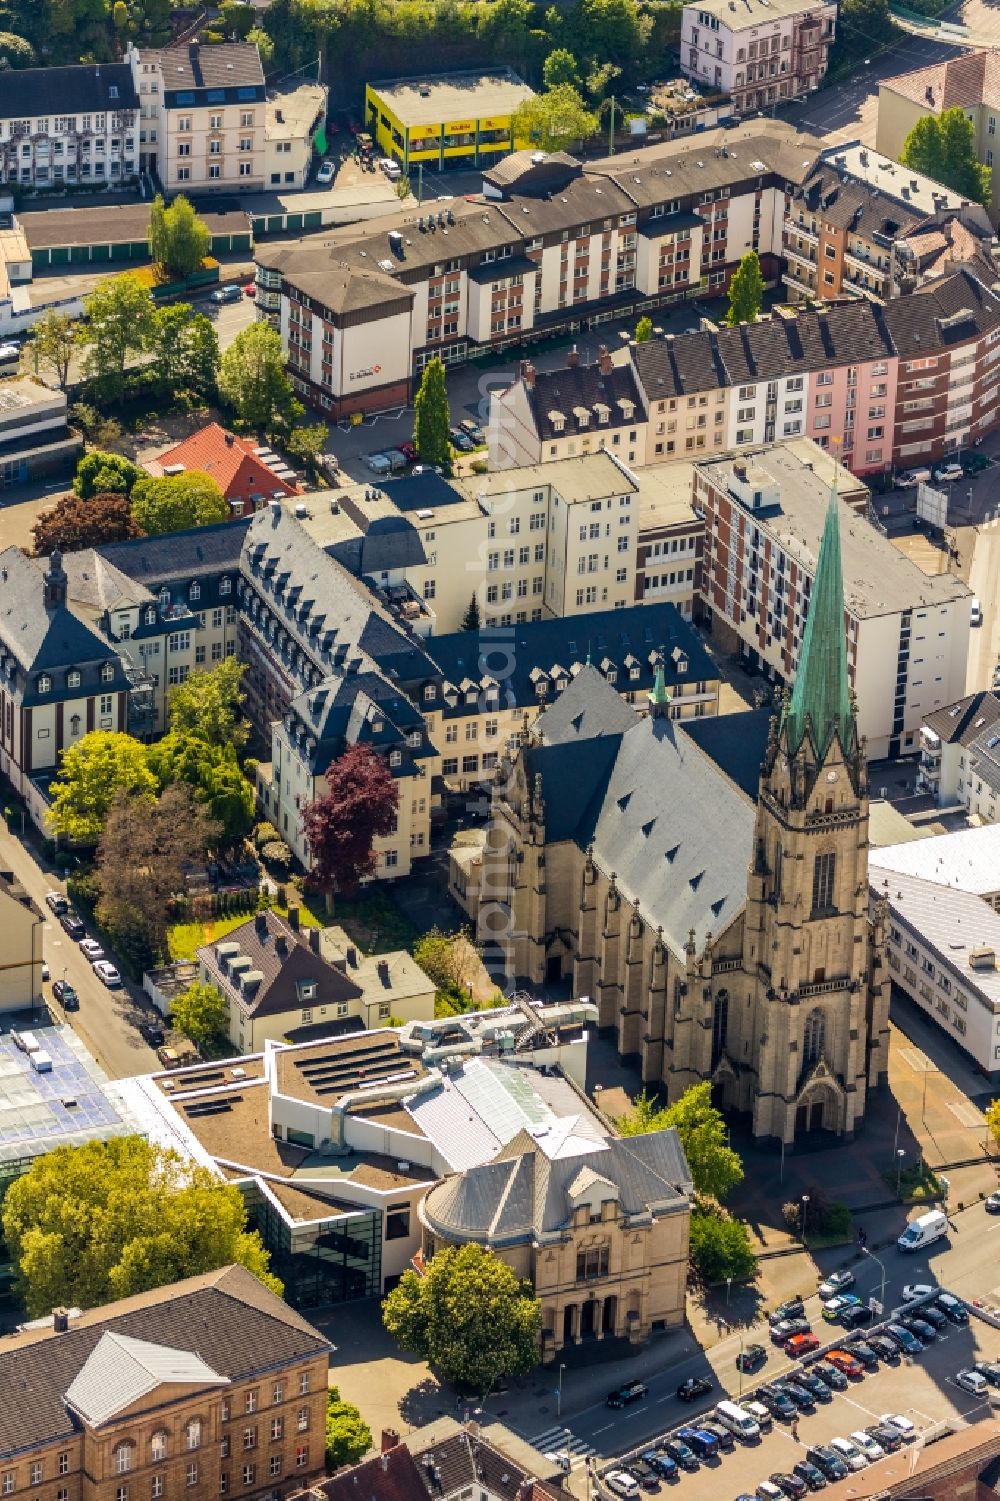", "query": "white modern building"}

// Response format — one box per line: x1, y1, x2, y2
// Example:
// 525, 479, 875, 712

682, 0, 836, 113
872, 825, 1000, 1076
